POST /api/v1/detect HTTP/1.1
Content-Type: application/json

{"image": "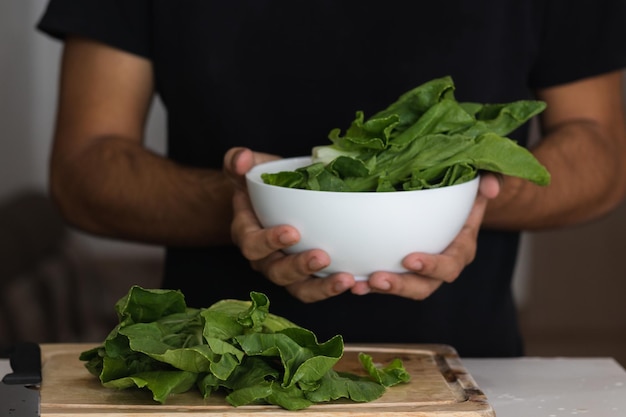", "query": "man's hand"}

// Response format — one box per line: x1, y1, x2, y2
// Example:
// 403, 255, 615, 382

352, 174, 501, 299
223, 147, 357, 303
224, 147, 500, 302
